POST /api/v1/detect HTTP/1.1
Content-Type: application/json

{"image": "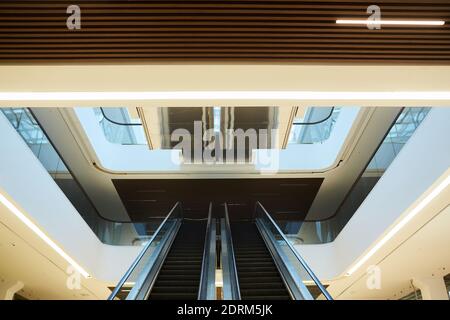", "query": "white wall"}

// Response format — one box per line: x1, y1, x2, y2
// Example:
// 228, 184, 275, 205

0, 112, 141, 298
295, 108, 450, 298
